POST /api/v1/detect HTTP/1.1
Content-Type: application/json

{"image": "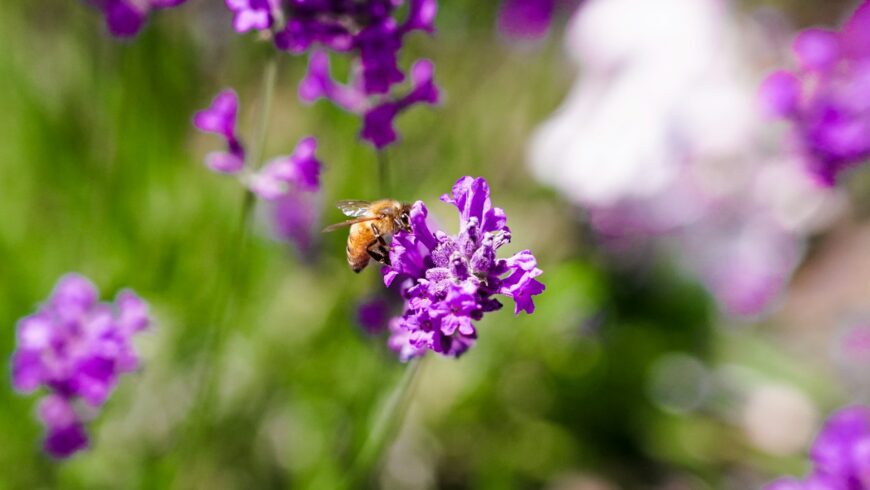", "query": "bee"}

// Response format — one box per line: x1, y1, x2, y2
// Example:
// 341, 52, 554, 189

323, 199, 412, 273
